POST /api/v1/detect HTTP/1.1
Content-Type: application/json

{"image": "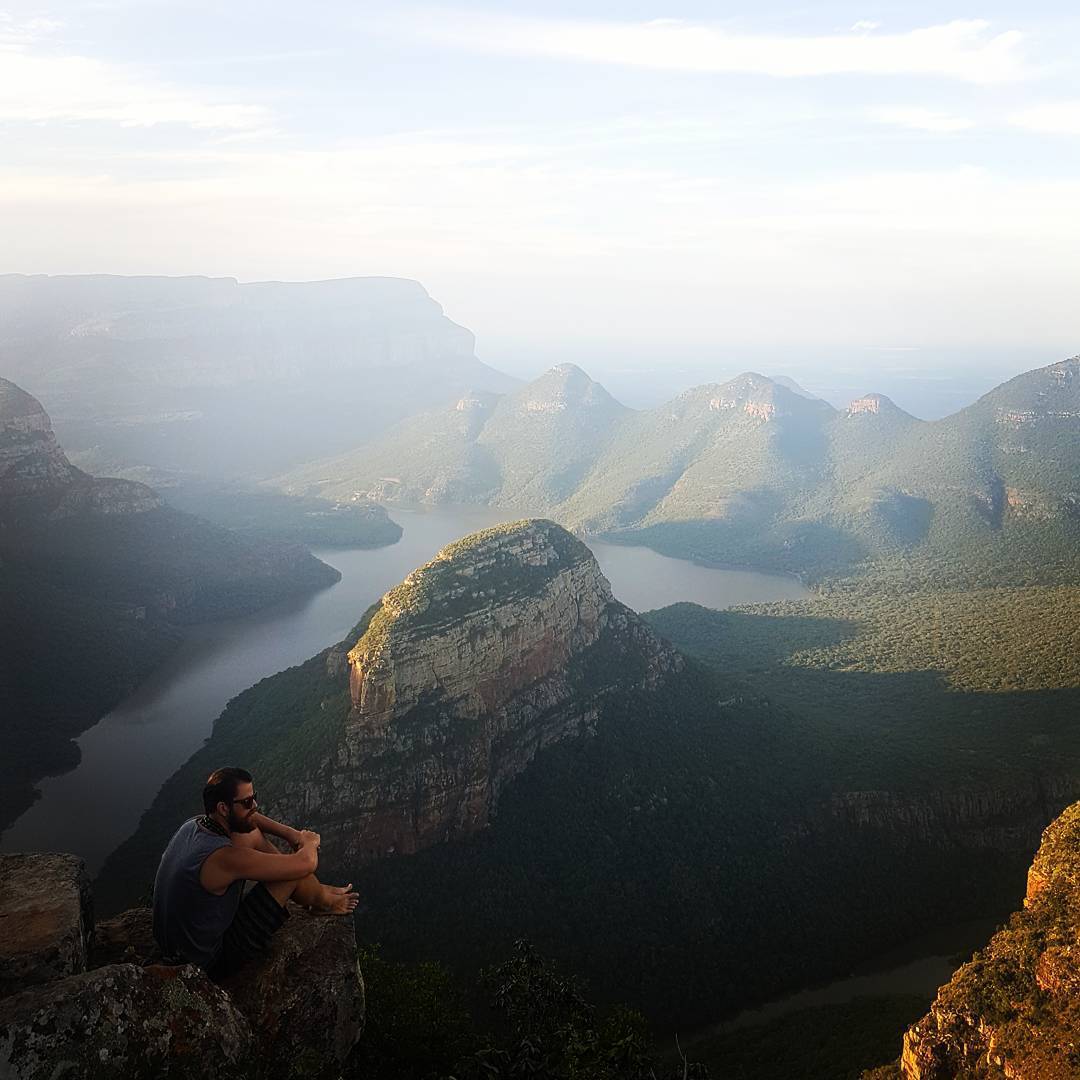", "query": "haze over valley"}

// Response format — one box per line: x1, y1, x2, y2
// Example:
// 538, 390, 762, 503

3, 272, 1079, 1078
